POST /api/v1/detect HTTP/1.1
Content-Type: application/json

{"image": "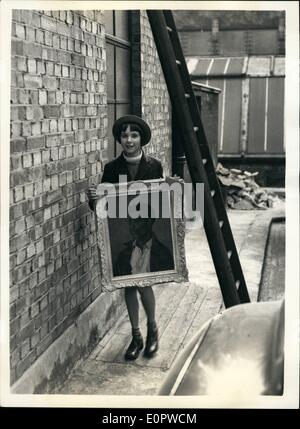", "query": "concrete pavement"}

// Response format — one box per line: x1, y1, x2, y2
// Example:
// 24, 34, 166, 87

55, 201, 285, 395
